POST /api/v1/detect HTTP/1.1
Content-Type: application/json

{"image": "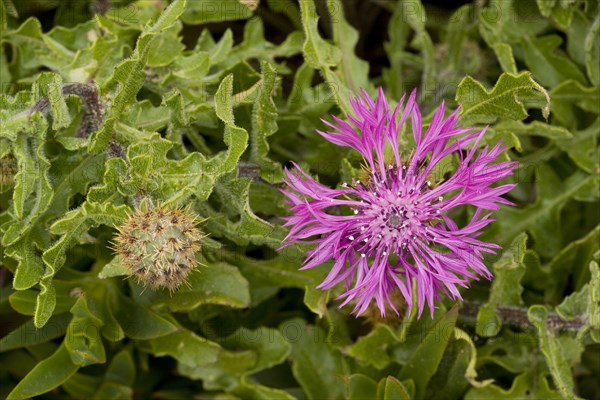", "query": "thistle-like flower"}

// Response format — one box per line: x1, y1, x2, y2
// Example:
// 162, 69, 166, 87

281, 89, 517, 318
113, 204, 204, 291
